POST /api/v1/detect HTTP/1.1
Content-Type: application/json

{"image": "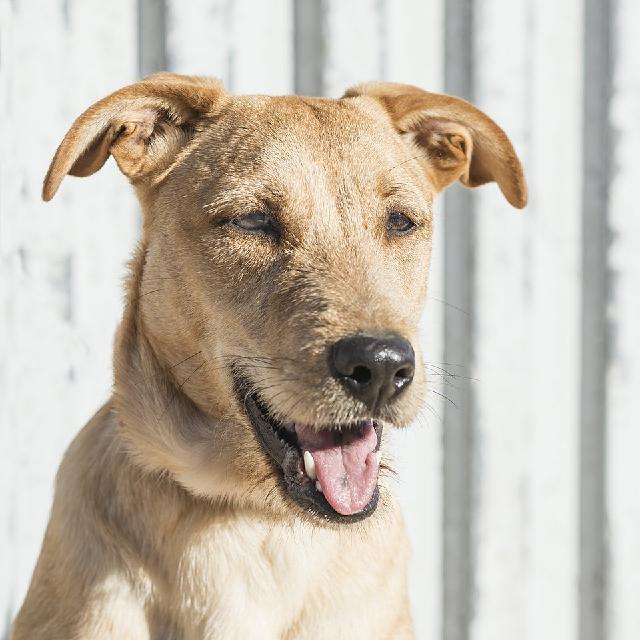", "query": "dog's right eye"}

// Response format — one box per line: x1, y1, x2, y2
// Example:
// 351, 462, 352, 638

228, 212, 278, 236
